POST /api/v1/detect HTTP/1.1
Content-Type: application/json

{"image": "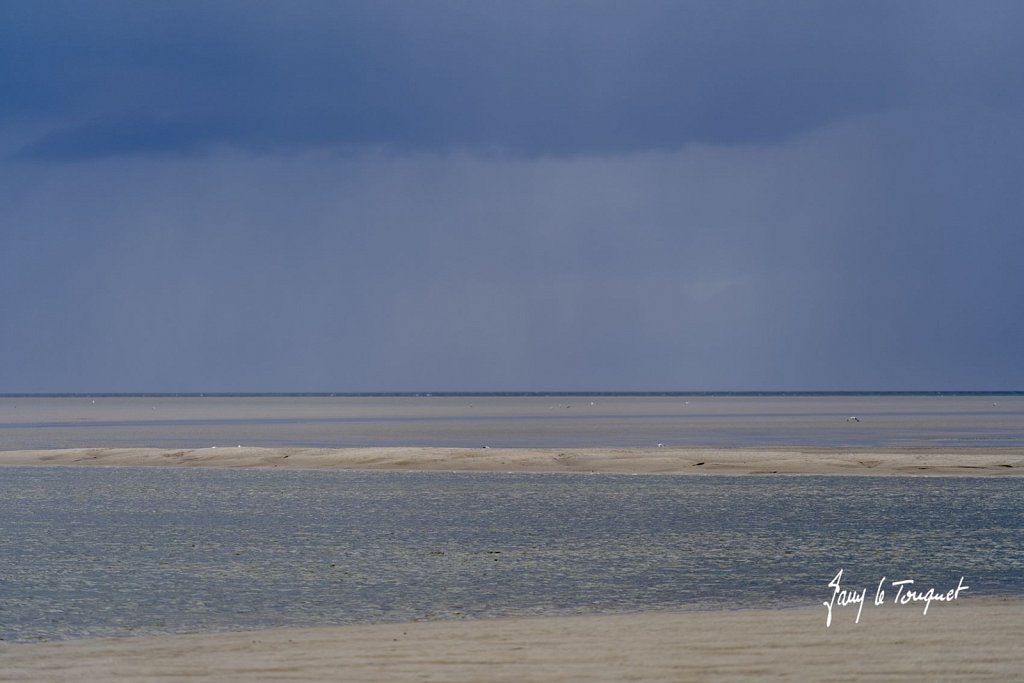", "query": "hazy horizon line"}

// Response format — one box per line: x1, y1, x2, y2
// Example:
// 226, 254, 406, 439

2, 390, 1022, 398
